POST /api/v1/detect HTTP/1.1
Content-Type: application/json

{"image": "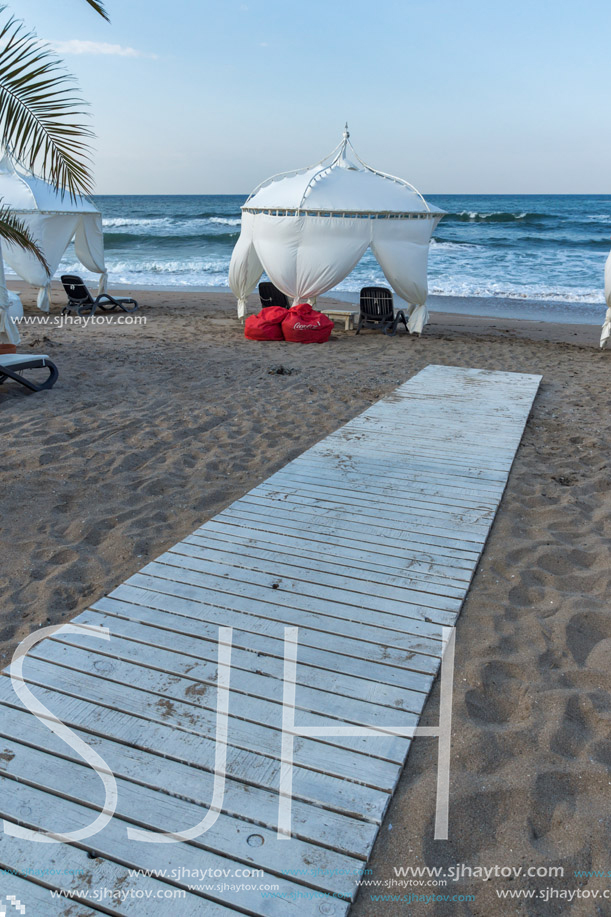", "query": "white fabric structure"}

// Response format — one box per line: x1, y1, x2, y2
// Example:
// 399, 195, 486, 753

0, 248, 23, 344
0, 153, 107, 312
601, 251, 611, 348
229, 127, 444, 332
